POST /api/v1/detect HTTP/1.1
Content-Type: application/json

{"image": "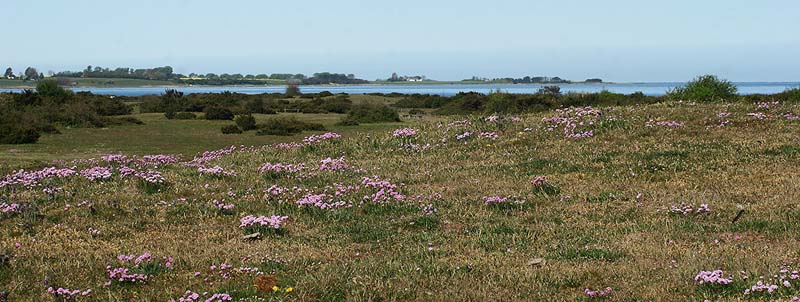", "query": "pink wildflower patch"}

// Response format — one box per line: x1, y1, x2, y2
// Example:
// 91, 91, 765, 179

240, 215, 288, 229
392, 128, 418, 137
